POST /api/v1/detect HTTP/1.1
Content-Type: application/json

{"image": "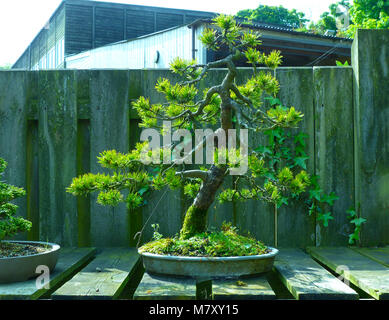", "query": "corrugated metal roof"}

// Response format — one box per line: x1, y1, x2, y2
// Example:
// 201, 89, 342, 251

189, 18, 353, 42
